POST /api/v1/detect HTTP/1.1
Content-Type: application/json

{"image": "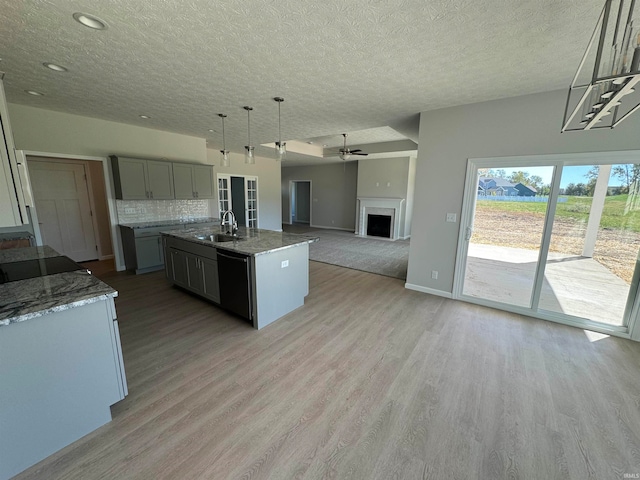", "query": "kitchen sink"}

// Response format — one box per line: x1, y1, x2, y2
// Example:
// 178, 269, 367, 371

194, 233, 242, 242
